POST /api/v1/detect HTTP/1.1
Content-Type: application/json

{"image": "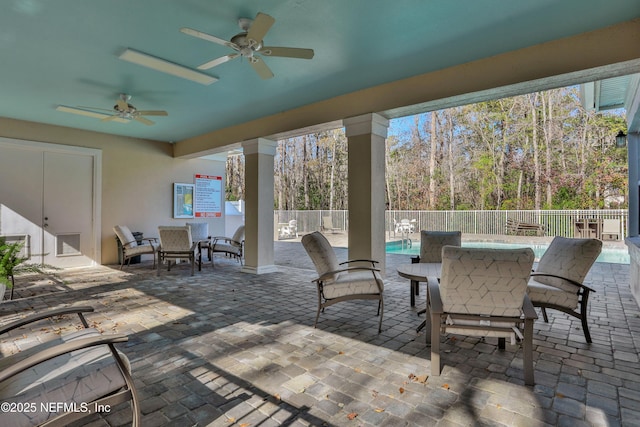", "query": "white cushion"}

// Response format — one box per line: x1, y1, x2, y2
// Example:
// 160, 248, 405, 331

113, 225, 137, 248
301, 232, 340, 282
323, 270, 383, 299
440, 246, 535, 317
420, 231, 461, 263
